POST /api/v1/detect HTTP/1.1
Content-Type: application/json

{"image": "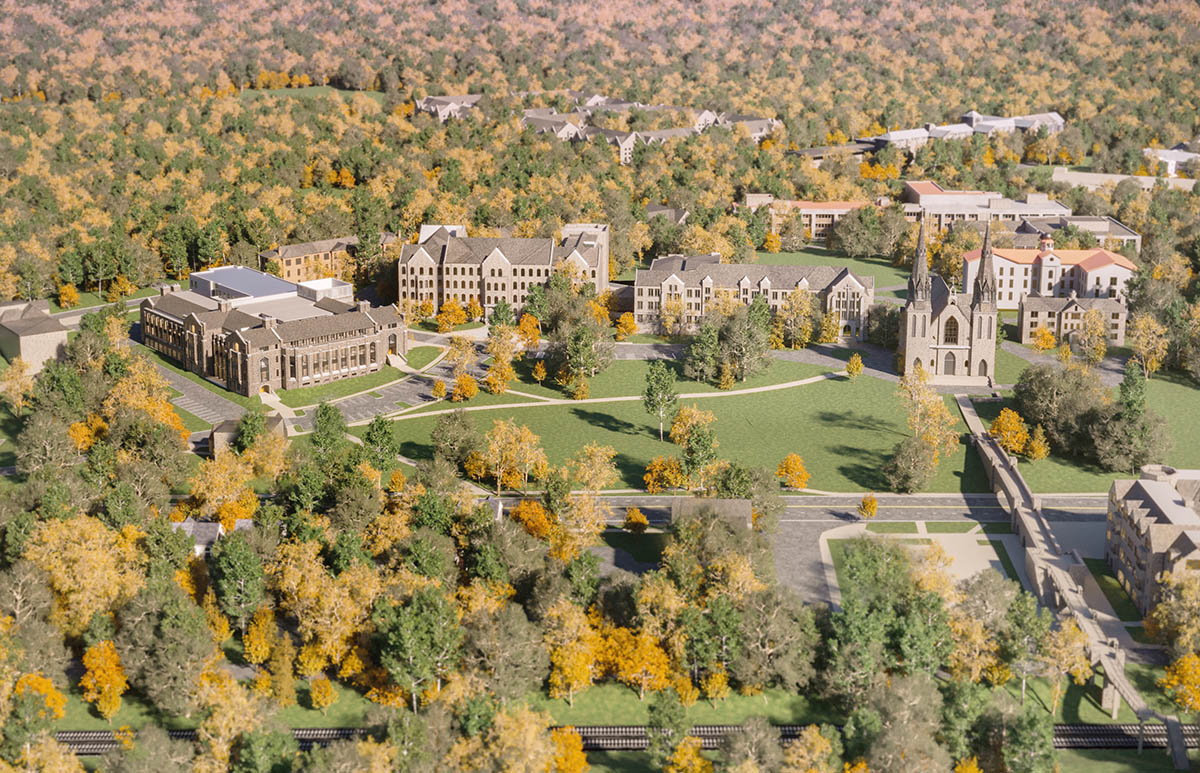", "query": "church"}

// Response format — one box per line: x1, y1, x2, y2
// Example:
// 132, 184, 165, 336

900, 221, 998, 386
